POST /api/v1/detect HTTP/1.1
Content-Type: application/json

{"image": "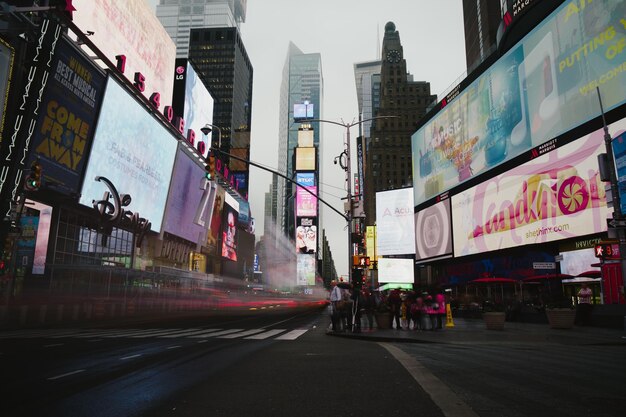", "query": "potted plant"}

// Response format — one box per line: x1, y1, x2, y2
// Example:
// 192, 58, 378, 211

545, 297, 576, 329
482, 300, 506, 330
374, 301, 392, 329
